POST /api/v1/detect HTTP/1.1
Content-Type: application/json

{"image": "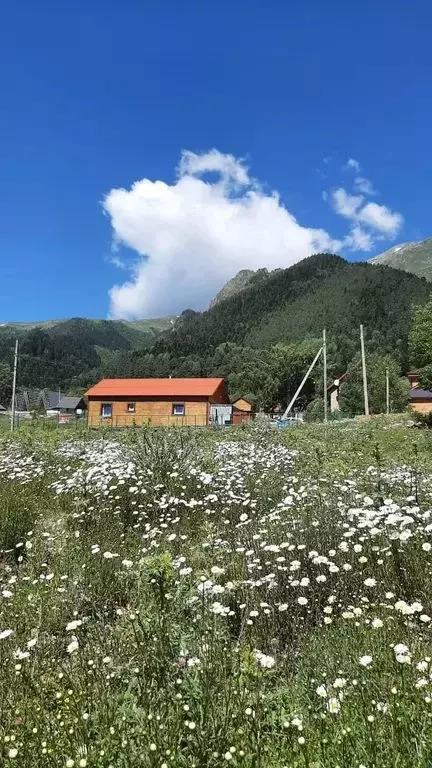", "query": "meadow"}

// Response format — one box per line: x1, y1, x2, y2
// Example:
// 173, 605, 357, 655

0, 418, 432, 767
